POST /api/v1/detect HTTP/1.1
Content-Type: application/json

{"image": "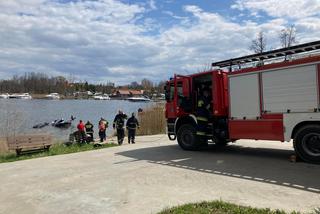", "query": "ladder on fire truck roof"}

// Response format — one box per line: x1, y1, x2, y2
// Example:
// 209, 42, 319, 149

211, 40, 320, 70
